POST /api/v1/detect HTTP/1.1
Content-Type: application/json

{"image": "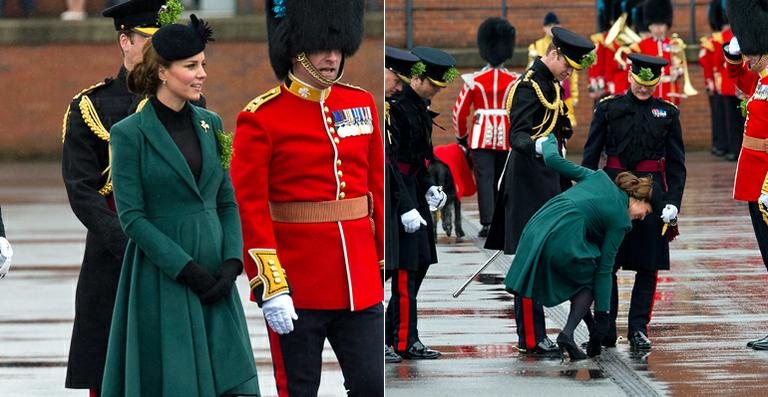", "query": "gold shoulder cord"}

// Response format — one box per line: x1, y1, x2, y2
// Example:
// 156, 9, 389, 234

61, 81, 106, 143
529, 80, 563, 140
760, 172, 768, 225
504, 70, 533, 113
385, 102, 392, 145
